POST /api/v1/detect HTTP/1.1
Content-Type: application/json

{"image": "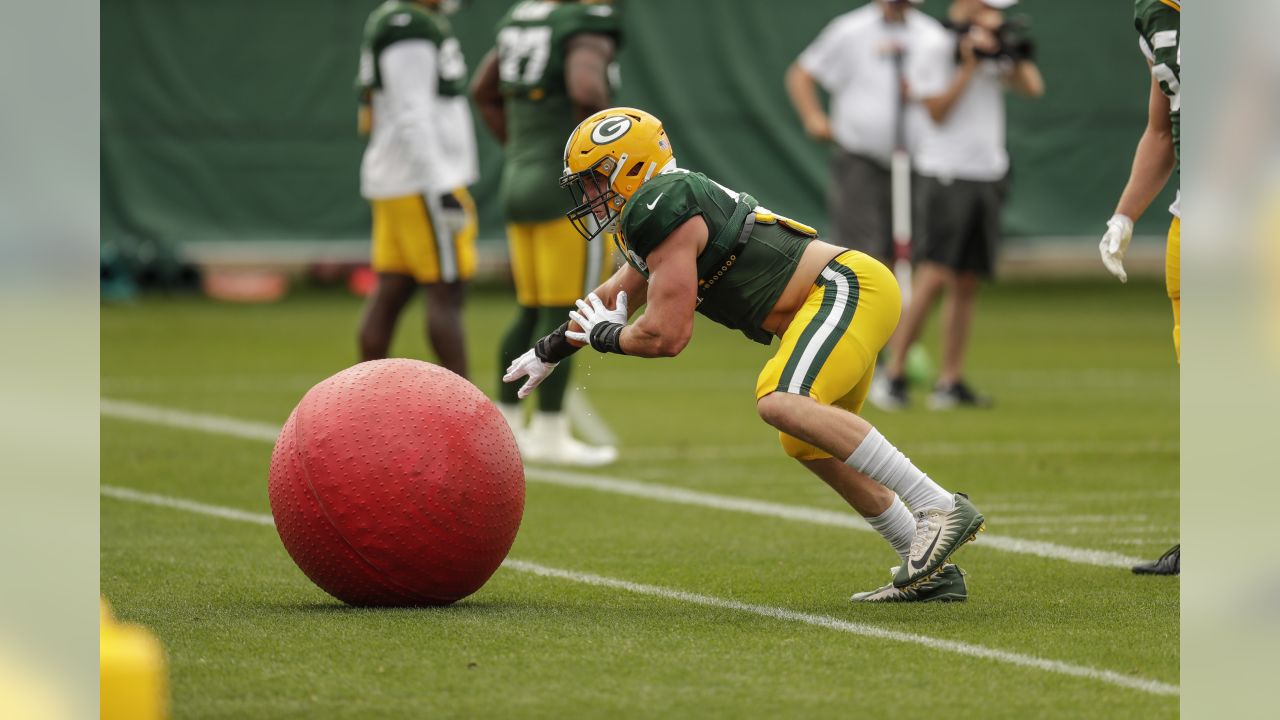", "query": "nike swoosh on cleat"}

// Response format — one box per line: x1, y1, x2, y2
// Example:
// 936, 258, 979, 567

645, 193, 664, 210
910, 530, 943, 570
